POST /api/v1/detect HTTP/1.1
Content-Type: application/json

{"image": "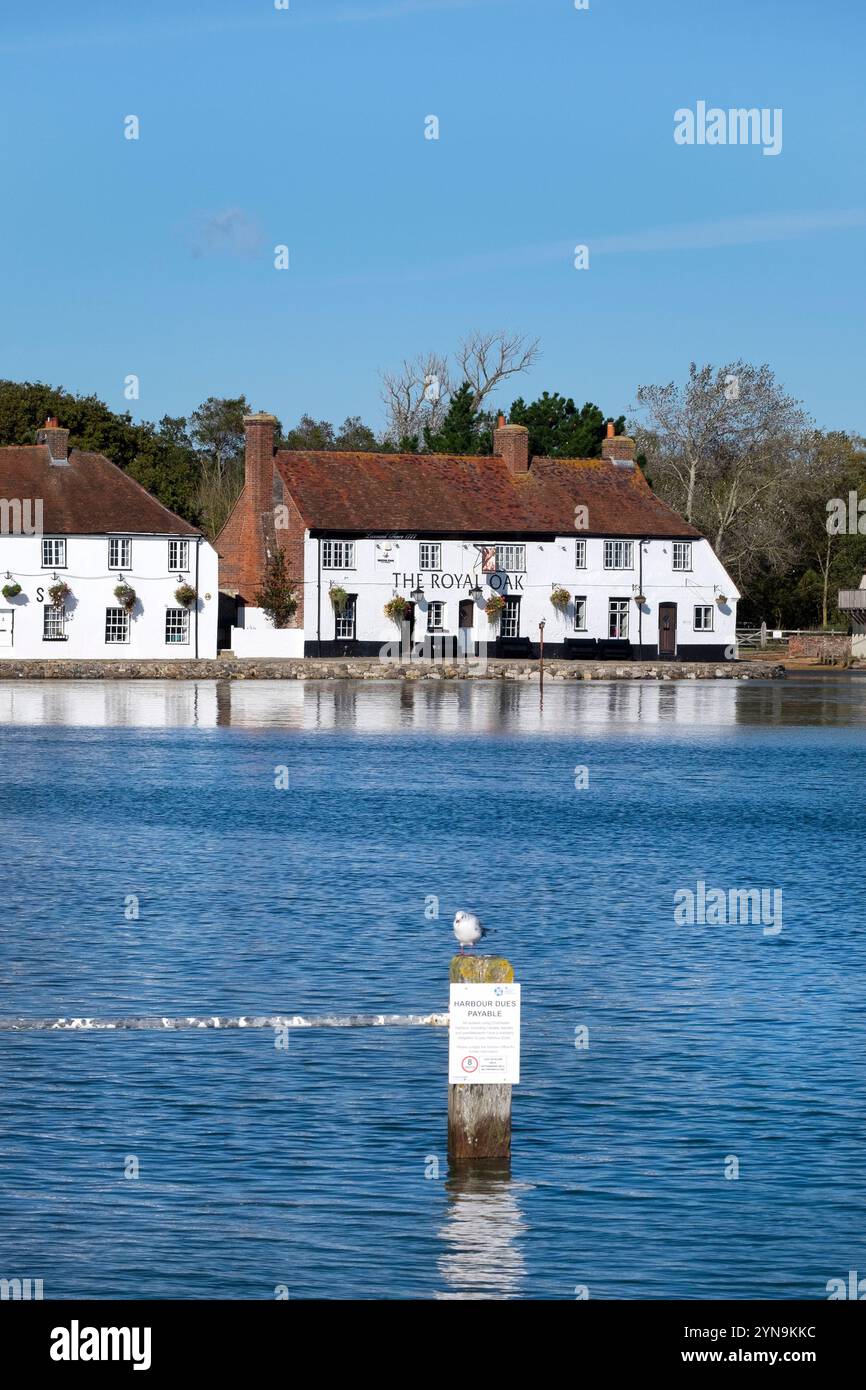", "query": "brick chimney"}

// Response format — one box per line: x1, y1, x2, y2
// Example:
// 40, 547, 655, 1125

601, 420, 636, 467
244, 413, 277, 516
36, 416, 69, 464
493, 417, 530, 475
